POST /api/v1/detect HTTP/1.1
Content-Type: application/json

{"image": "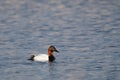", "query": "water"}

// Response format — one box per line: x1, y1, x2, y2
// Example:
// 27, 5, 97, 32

0, 0, 120, 80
